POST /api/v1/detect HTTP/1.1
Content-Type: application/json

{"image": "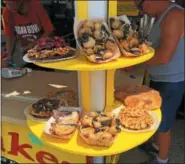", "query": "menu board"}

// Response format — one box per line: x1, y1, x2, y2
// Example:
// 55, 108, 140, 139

117, 1, 139, 16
